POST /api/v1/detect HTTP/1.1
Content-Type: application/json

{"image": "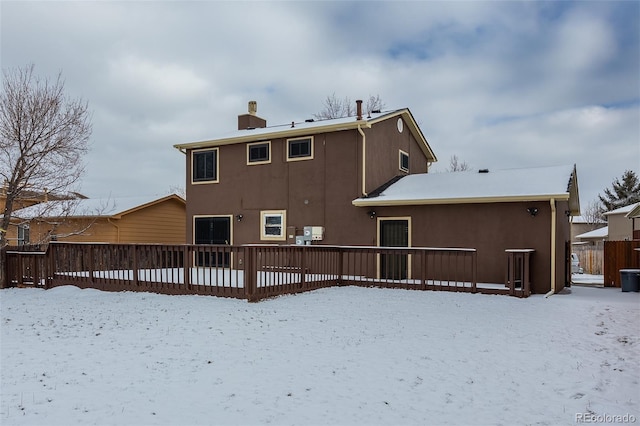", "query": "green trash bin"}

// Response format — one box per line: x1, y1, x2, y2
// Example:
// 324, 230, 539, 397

620, 269, 640, 292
